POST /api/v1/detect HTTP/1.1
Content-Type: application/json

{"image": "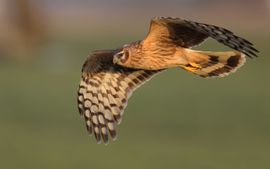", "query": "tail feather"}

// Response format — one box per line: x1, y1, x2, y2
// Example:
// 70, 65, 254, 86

181, 49, 246, 78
